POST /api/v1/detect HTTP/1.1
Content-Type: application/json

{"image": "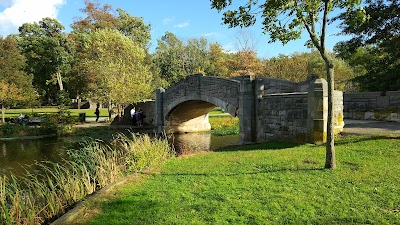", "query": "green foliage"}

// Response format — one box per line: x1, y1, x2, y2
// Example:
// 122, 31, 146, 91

334, 0, 400, 91
72, 0, 151, 48
17, 17, 72, 104
0, 133, 173, 224
82, 29, 153, 104
76, 135, 400, 224
0, 37, 37, 122
153, 32, 187, 85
